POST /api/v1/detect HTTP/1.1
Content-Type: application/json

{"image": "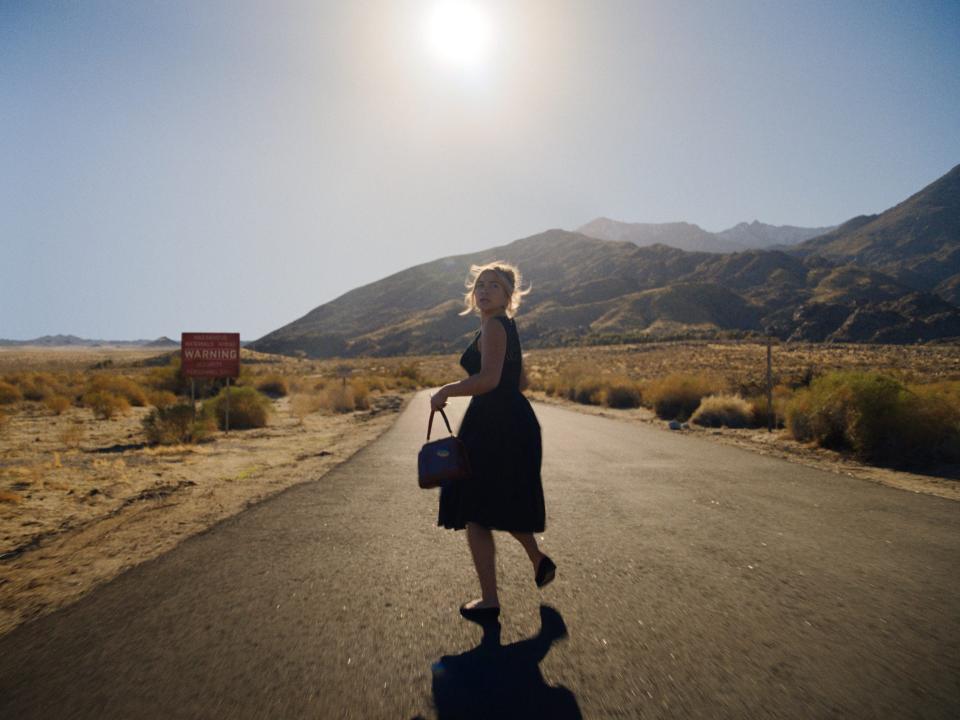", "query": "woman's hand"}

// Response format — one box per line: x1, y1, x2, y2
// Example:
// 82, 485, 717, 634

430, 387, 449, 412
